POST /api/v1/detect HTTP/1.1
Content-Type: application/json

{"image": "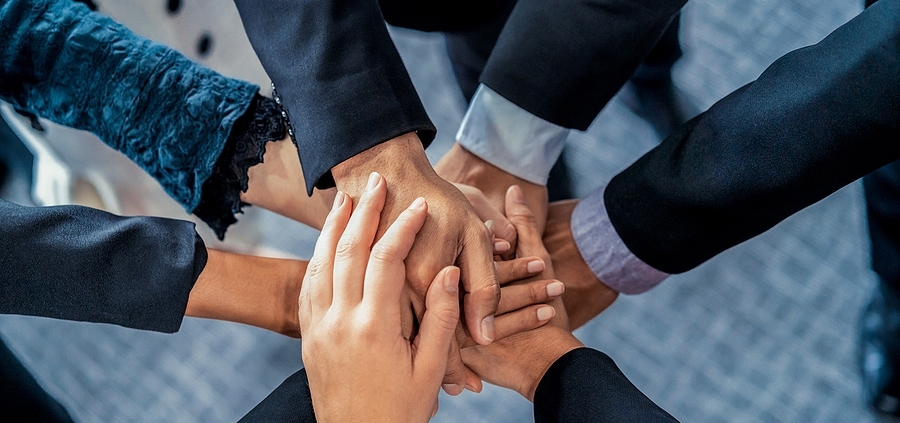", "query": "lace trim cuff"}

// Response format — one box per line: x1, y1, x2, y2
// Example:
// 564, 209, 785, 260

194, 94, 286, 240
